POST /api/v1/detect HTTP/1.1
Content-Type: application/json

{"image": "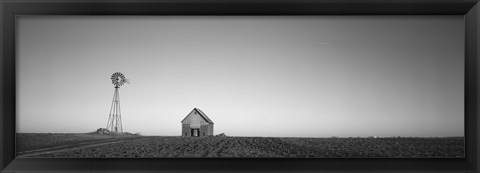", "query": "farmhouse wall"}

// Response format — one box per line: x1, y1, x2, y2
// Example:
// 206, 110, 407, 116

208, 124, 213, 136
200, 125, 208, 136
182, 124, 190, 136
